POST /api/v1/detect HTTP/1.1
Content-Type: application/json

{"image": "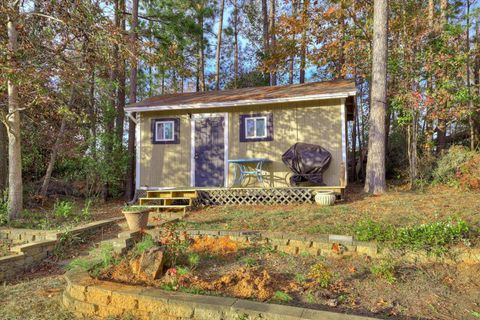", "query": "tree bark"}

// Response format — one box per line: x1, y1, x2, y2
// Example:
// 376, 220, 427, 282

215, 0, 225, 90
196, 3, 206, 92
0, 122, 7, 194
269, 0, 277, 86
351, 103, 357, 182
39, 116, 67, 199
126, 0, 139, 202
262, 0, 270, 84
364, 0, 388, 194
233, 0, 239, 88
6, 2, 23, 219
466, 0, 476, 150
116, 0, 126, 142
289, 0, 298, 84
436, 0, 449, 154
299, 0, 309, 84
